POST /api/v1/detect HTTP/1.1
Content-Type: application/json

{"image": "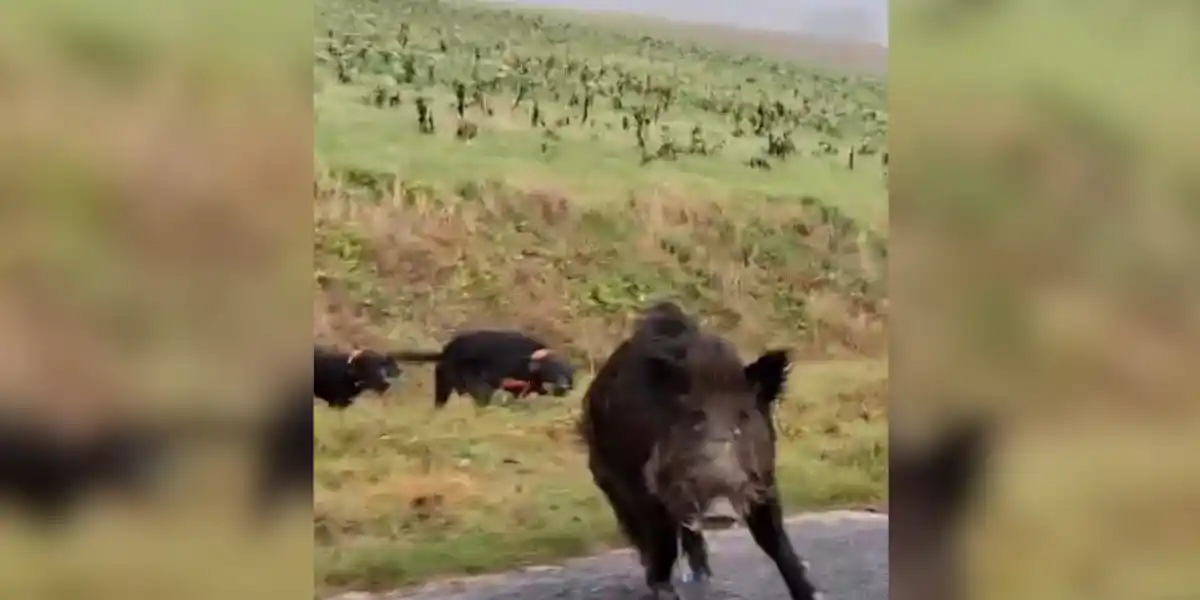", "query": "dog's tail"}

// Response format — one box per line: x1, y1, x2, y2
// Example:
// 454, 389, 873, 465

387, 350, 443, 363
